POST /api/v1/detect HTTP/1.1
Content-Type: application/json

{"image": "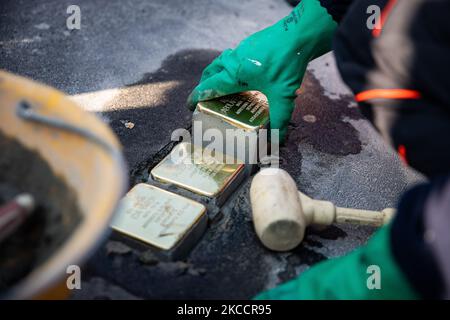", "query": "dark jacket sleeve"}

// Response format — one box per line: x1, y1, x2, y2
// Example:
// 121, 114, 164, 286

317, 0, 354, 23
391, 175, 450, 299
333, 0, 450, 178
